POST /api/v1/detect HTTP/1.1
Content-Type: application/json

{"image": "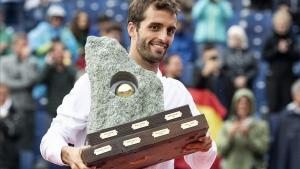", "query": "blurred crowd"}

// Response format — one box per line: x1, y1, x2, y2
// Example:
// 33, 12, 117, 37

0, 0, 300, 169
